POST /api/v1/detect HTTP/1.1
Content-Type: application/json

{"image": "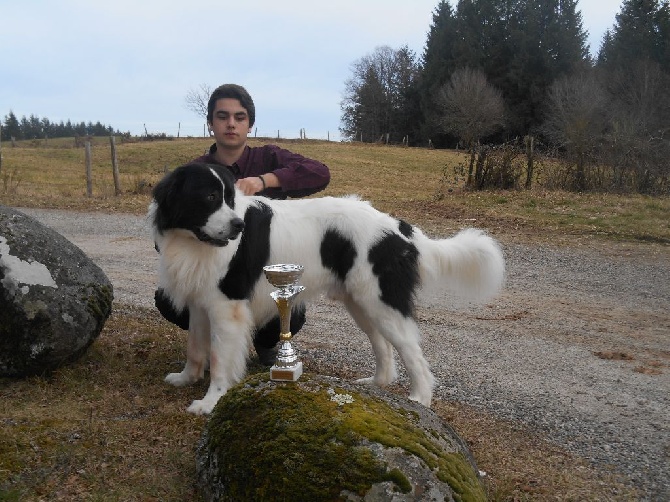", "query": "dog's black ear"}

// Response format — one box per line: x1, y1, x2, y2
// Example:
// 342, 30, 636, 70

152, 167, 186, 232
208, 164, 236, 184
